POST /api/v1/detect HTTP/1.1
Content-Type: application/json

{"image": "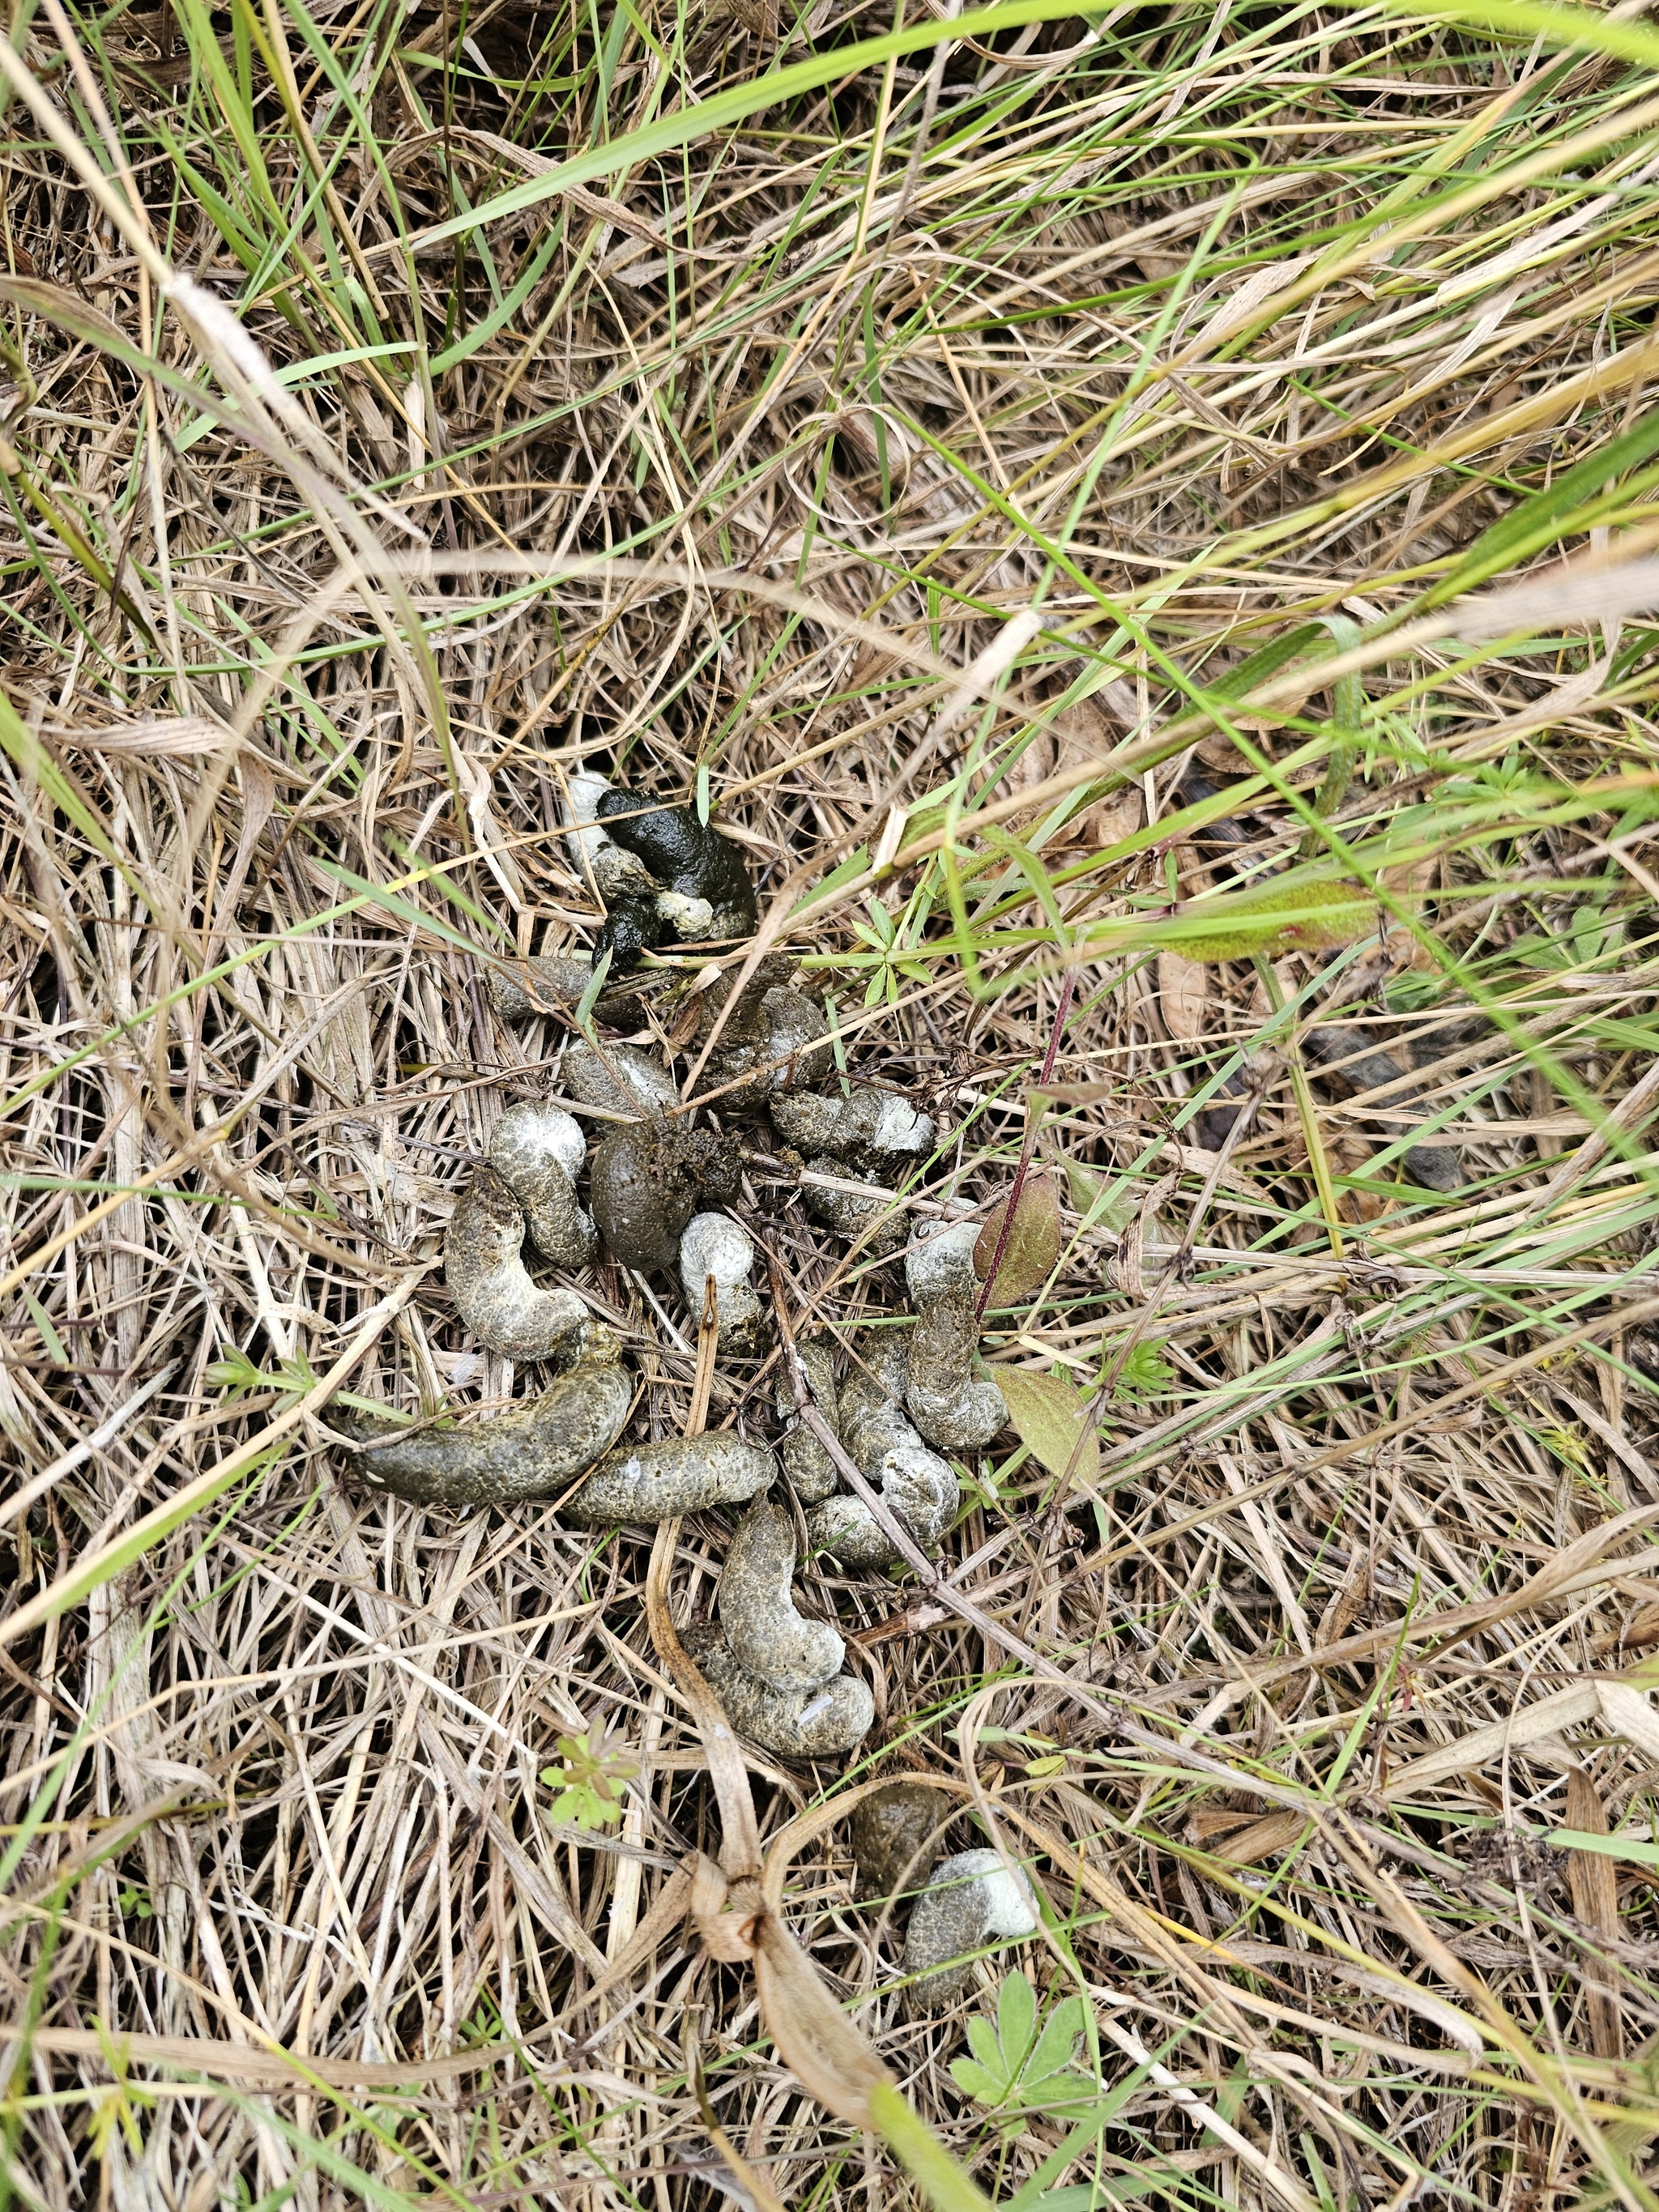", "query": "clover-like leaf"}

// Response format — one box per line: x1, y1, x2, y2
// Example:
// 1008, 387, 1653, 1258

949, 1971, 1096, 2134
